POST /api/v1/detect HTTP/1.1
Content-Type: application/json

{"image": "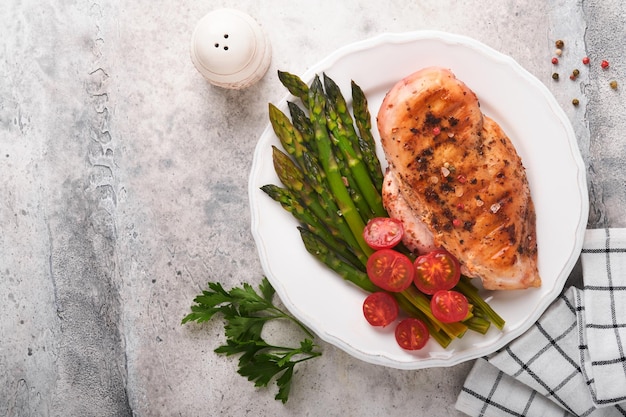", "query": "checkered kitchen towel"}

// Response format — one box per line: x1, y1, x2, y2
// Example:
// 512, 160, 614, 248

456, 229, 626, 416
